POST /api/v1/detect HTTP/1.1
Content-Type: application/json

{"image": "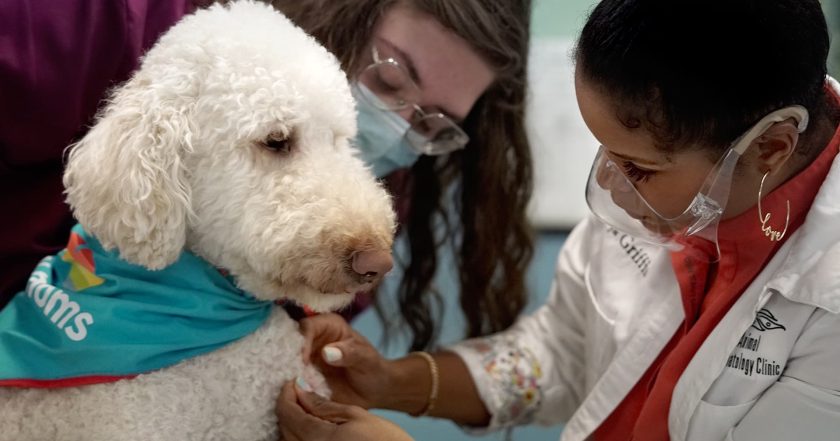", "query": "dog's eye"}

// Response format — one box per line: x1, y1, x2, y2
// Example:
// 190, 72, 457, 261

261, 134, 292, 154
